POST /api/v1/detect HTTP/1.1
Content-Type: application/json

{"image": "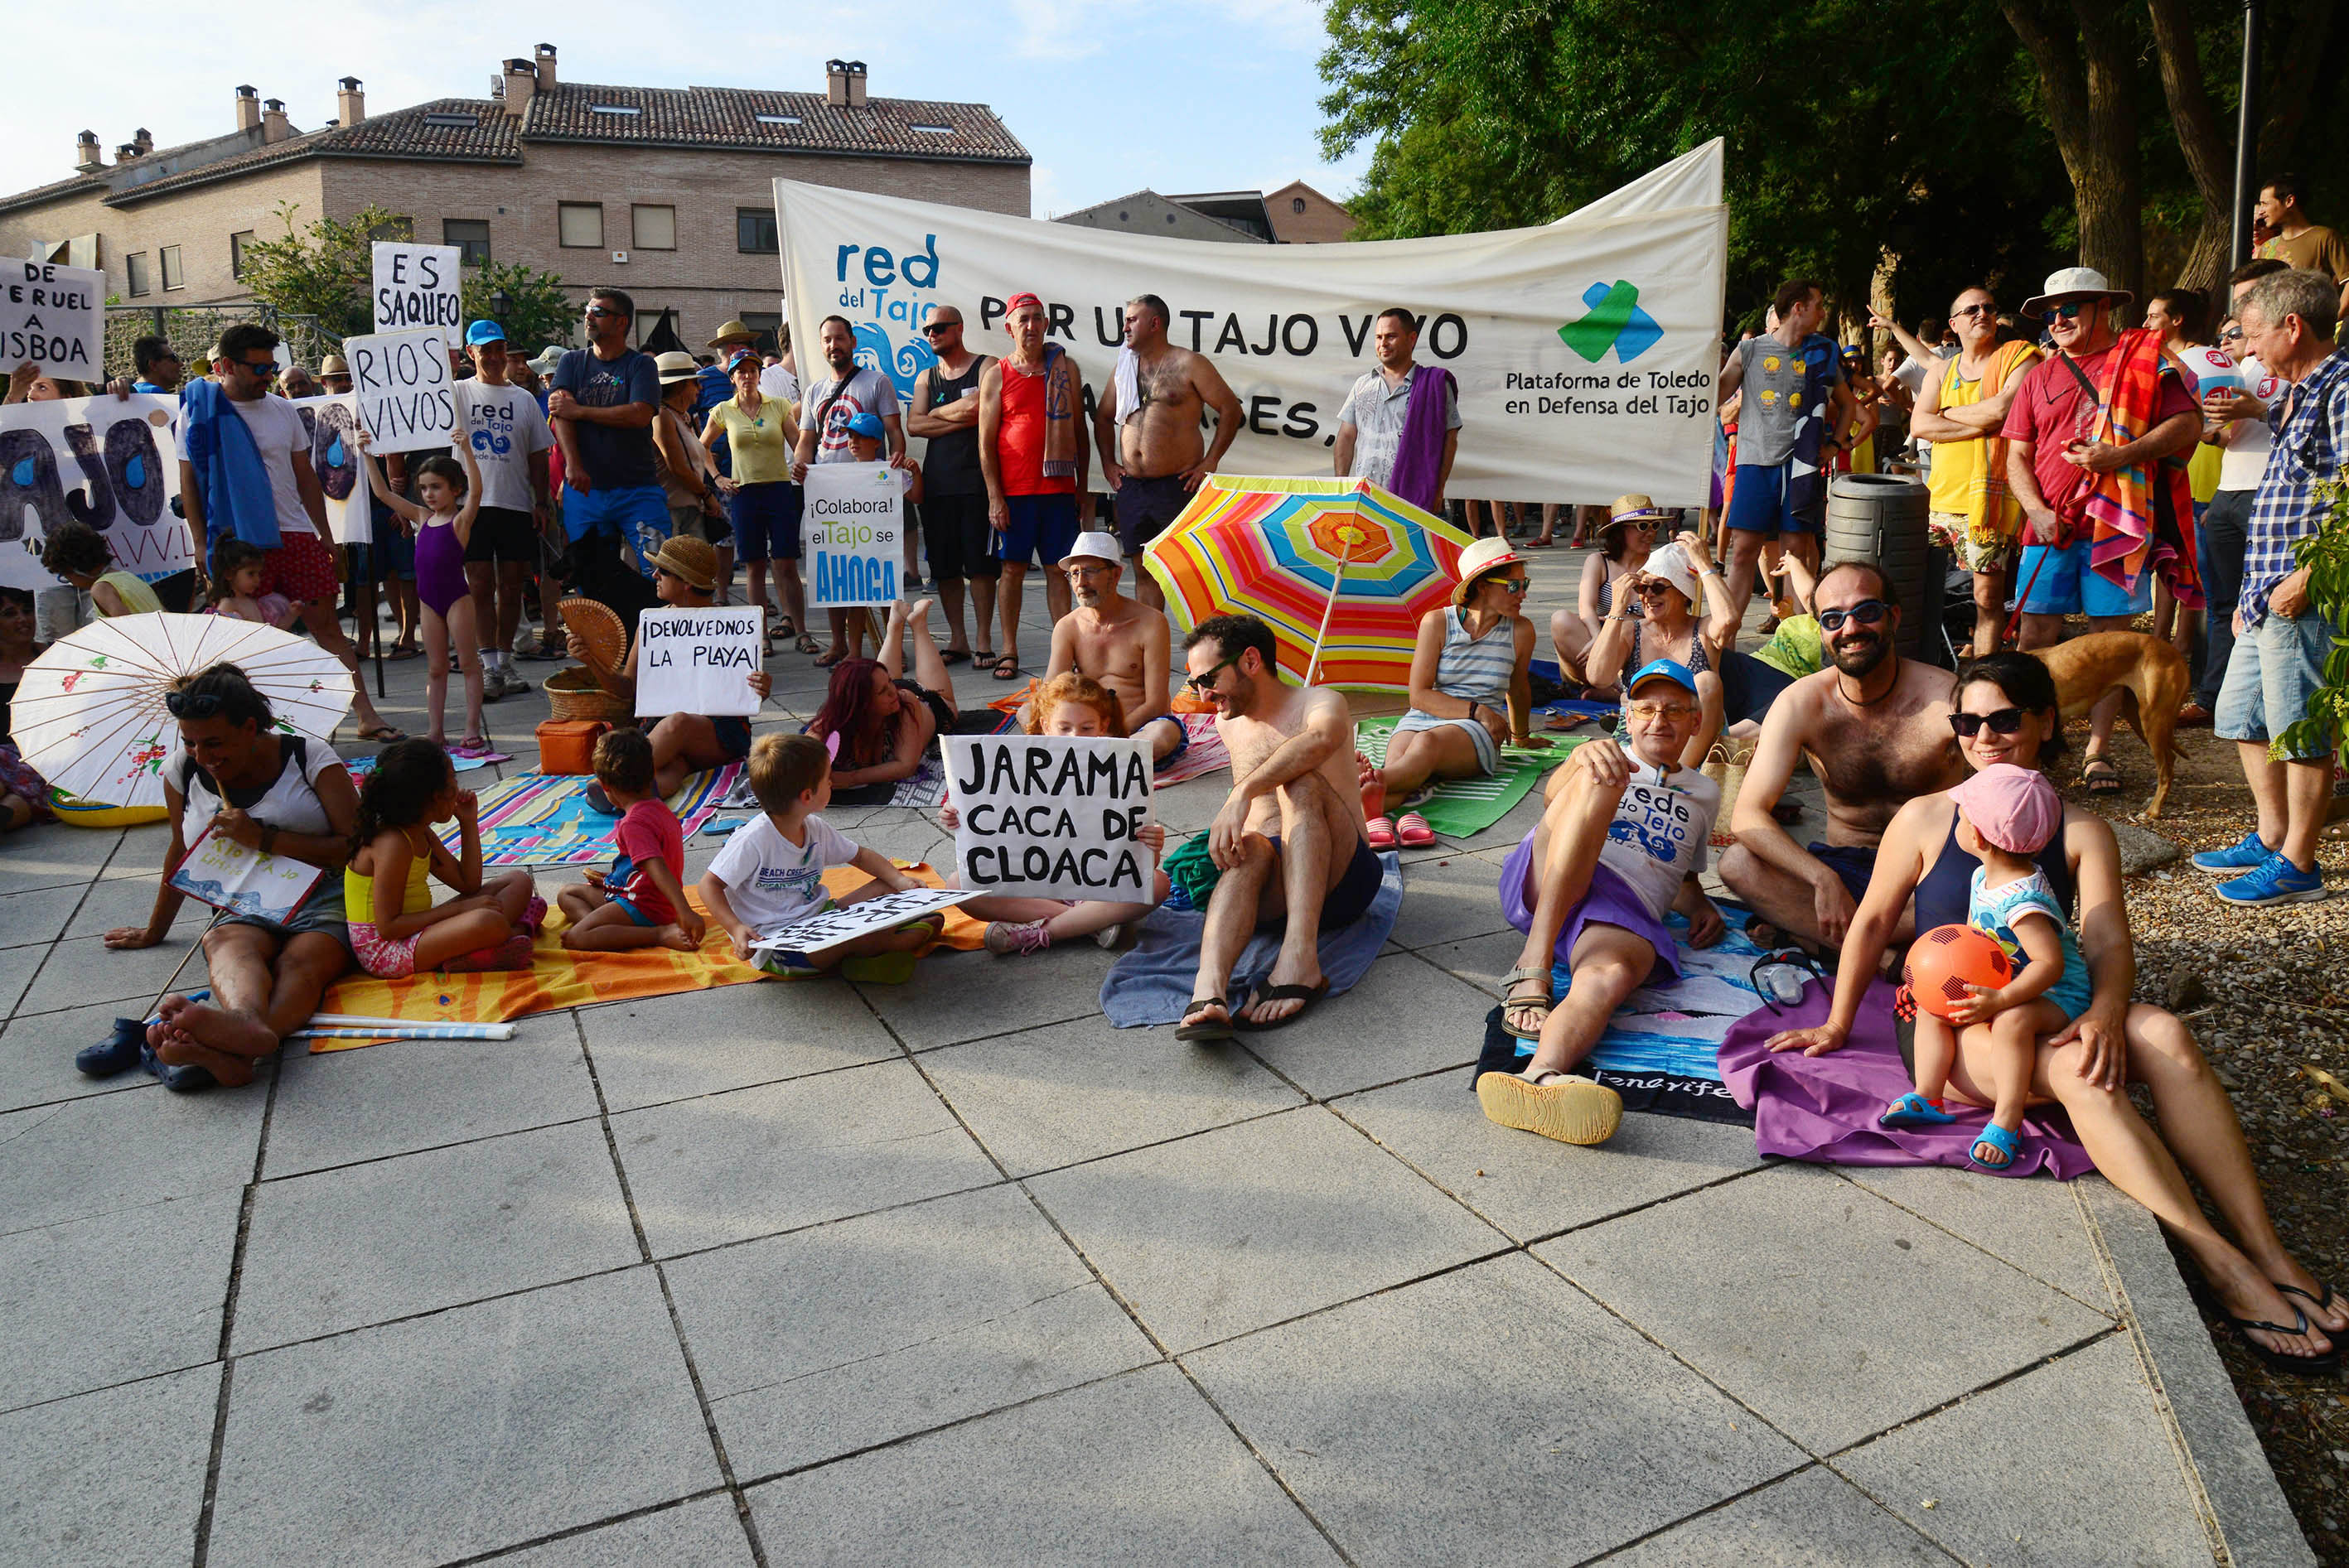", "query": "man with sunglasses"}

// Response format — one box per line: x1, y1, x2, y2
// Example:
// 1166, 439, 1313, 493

1176, 615, 1383, 1038
1035, 530, 1184, 765
548, 288, 666, 619
906, 306, 995, 663
1717, 559, 1964, 953
177, 321, 401, 741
